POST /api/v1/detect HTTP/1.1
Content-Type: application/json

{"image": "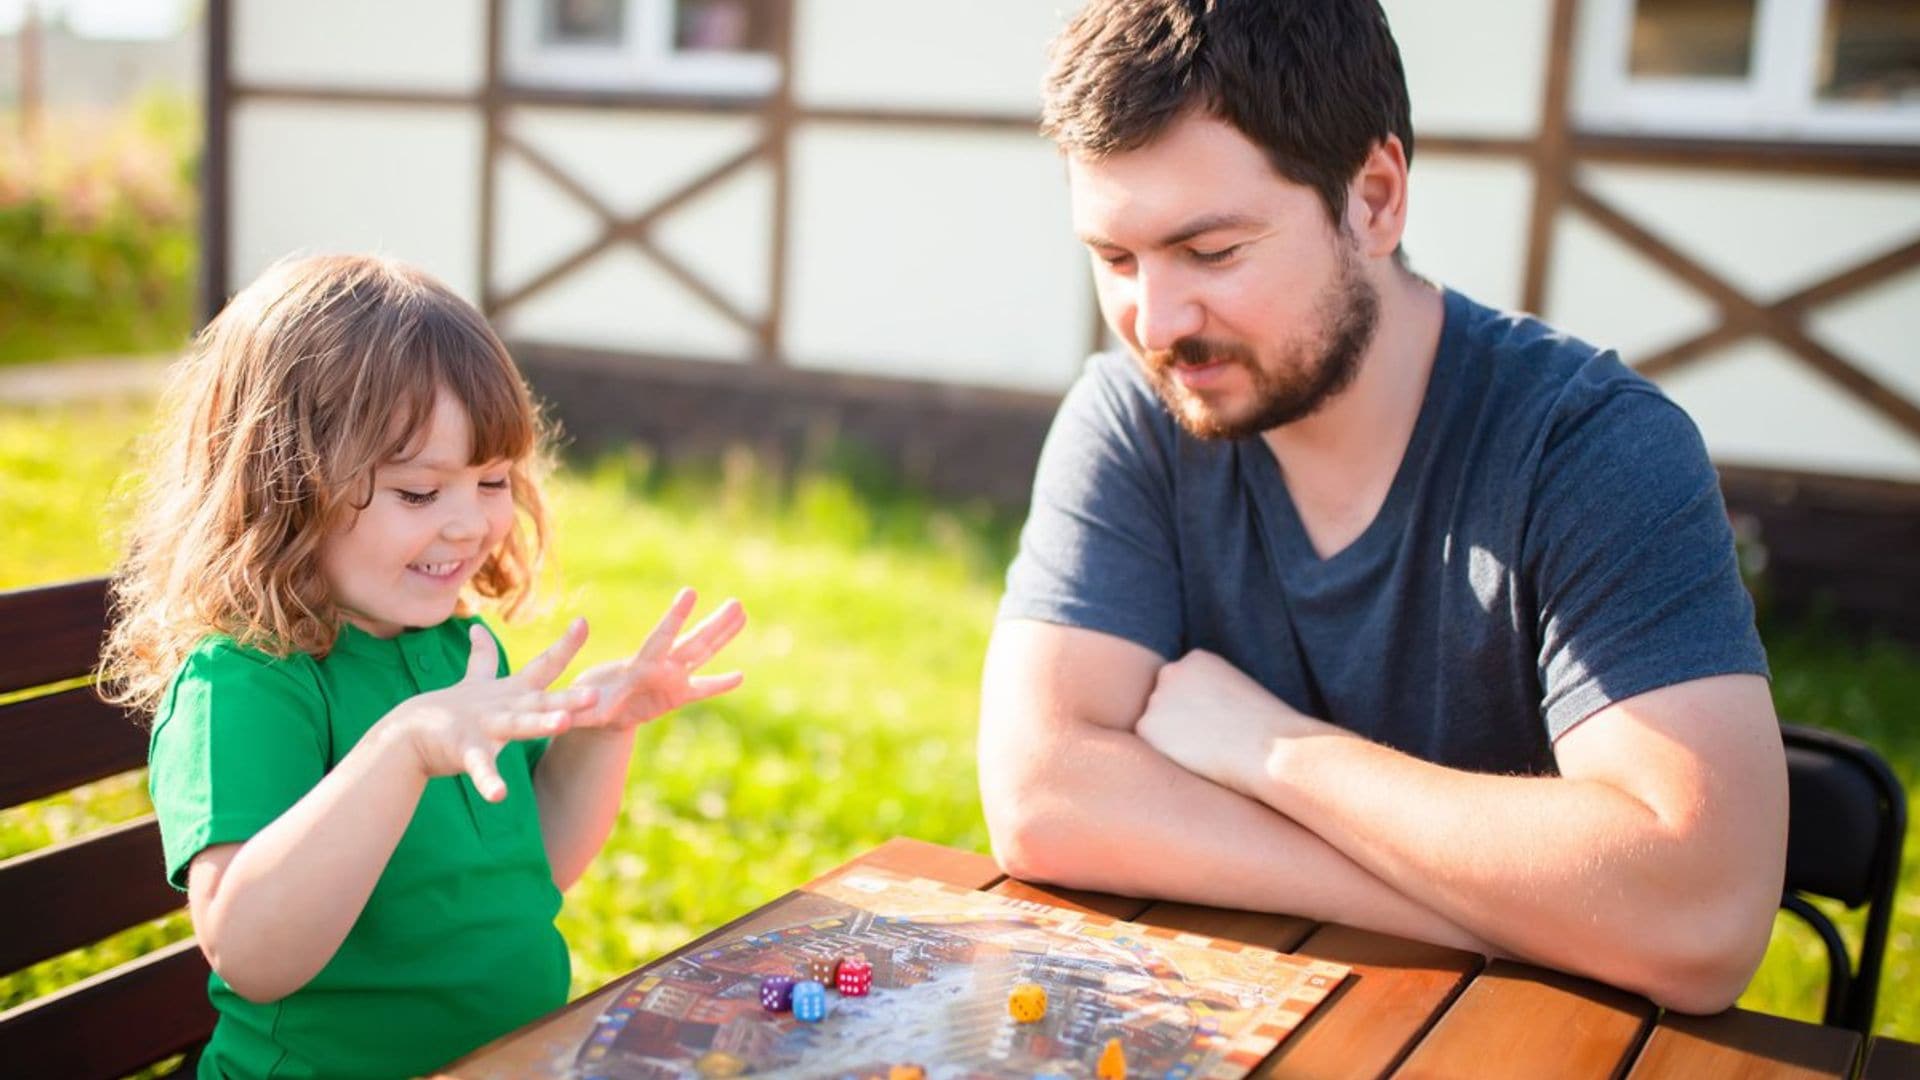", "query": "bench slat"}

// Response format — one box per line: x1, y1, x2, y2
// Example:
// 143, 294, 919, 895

0, 936, 215, 1080
0, 685, 148, 811
0, 578, 111, 696
0, 816, 186, 975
